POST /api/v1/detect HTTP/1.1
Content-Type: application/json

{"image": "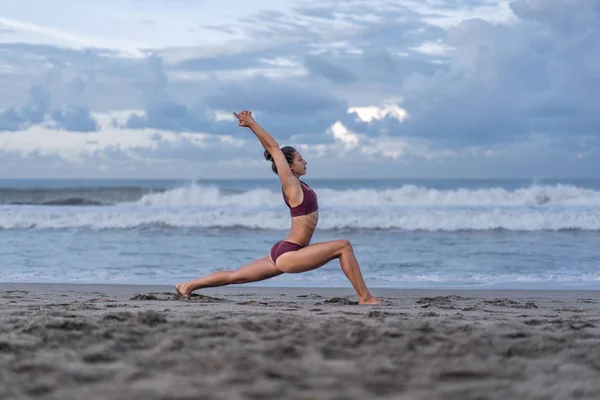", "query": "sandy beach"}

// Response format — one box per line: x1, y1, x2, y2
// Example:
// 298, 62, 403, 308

1, 283, 600, 400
